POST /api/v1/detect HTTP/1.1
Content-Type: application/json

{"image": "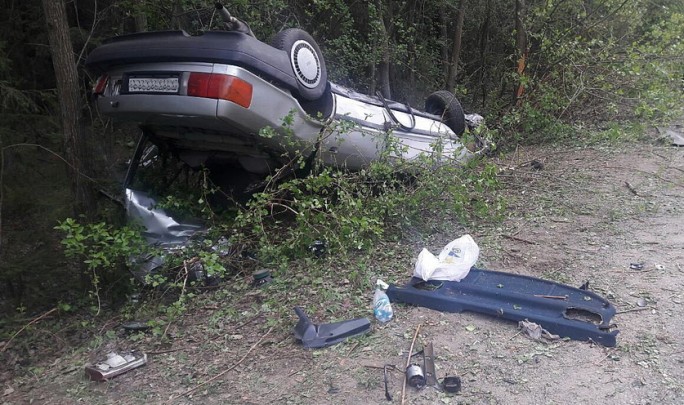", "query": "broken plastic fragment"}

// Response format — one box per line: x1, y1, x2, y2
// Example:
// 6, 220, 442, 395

293, 307, 371, 348
85, 351, 147, 381
518, 320, 560, 341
